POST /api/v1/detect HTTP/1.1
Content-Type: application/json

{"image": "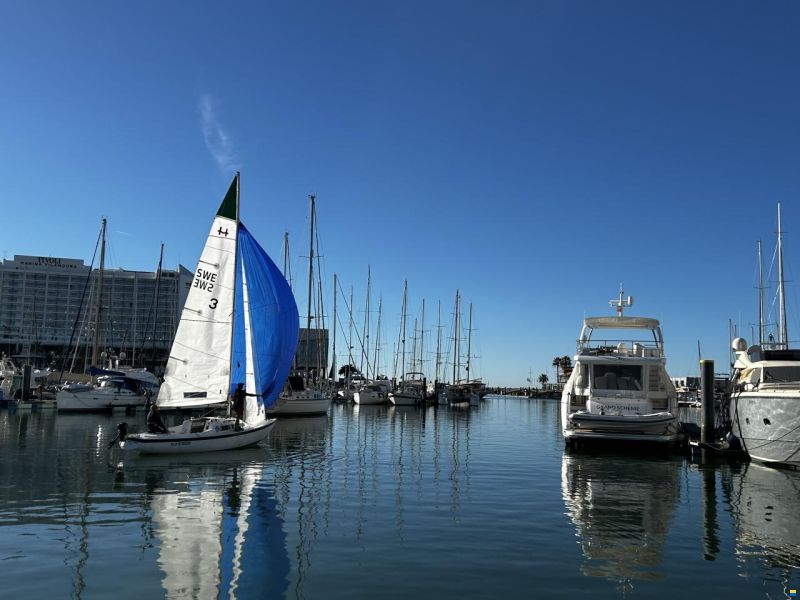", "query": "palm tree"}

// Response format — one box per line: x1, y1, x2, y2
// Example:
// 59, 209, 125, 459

552, 356, 561, 384
560, 356, 573, 381
338, 364, 362, 379
538, 373, 549, 389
